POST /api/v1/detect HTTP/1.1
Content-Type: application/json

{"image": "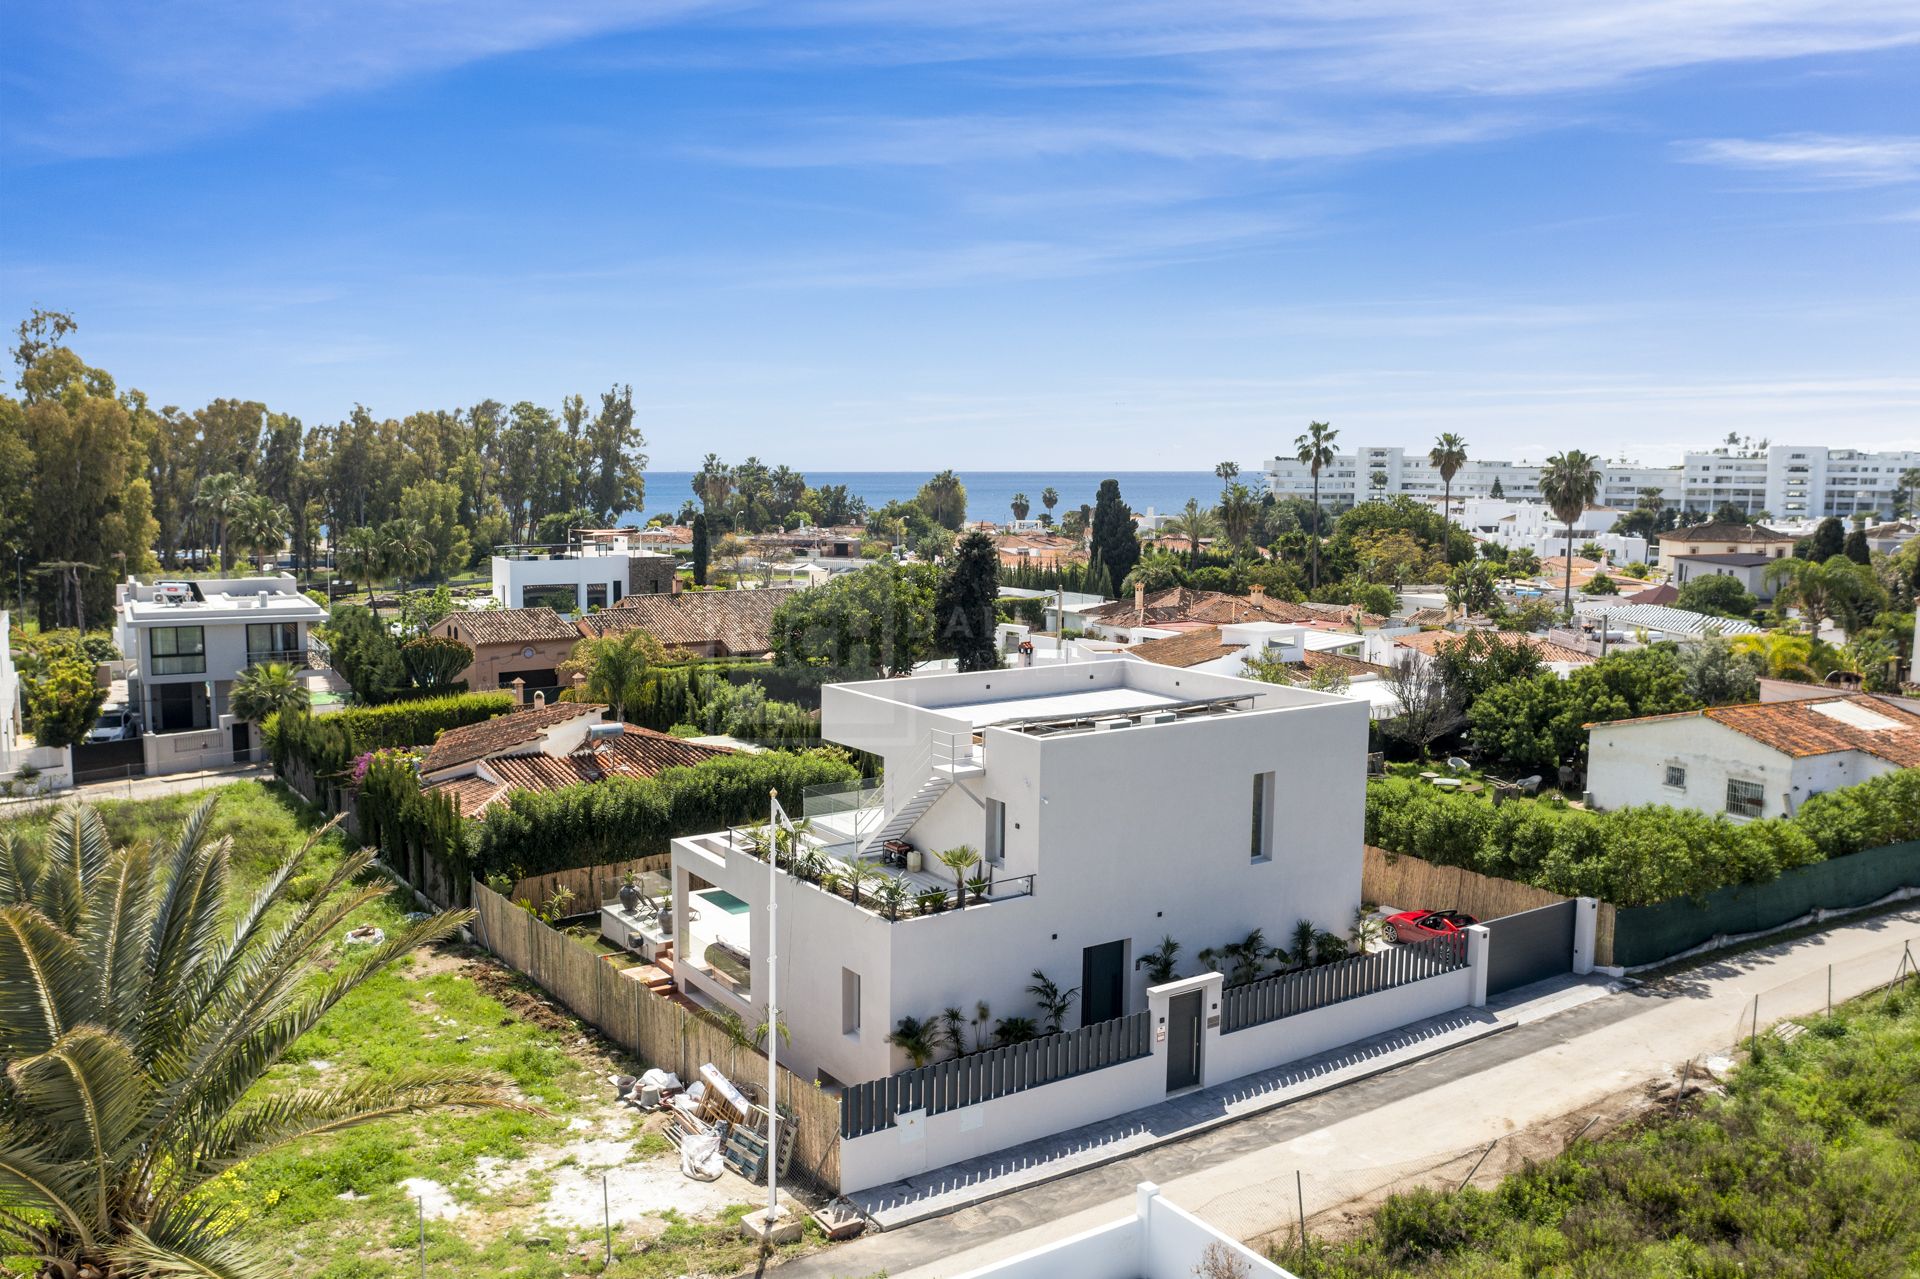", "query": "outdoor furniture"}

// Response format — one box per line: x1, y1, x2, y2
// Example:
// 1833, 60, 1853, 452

1430, 777, 1463, 790
1516, 775, 1542, 796
1460, 782, 1485, 795
1446, 757, 1471, 772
